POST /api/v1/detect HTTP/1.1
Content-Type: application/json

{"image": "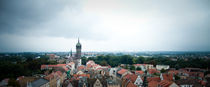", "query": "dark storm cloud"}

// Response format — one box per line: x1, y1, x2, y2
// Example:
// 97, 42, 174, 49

0, 0, 61, 32
0, 0, 95, 38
